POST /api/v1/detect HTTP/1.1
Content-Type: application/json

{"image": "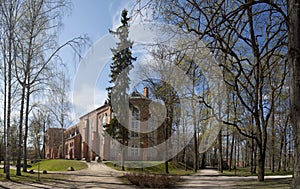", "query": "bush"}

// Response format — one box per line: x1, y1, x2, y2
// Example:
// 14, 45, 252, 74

124, 173, 180, 188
